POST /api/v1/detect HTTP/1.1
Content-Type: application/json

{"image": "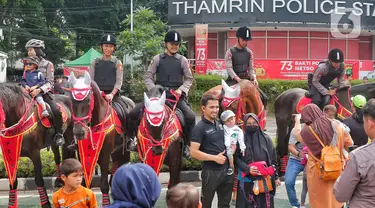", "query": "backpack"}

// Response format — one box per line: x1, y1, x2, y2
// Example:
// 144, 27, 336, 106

308, 126, 343, 181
